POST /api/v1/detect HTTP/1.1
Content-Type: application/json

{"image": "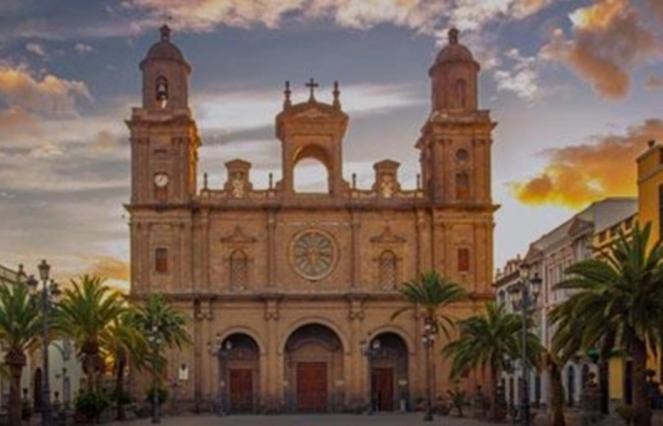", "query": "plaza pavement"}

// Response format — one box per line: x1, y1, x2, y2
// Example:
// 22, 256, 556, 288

109, 414, 500, 426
